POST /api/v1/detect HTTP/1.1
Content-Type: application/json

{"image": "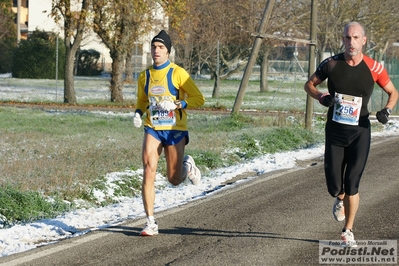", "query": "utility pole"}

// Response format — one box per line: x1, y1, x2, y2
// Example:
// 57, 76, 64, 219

17, 0, 21, 43
305, 0, 318, 130
232, 0, 276, 114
